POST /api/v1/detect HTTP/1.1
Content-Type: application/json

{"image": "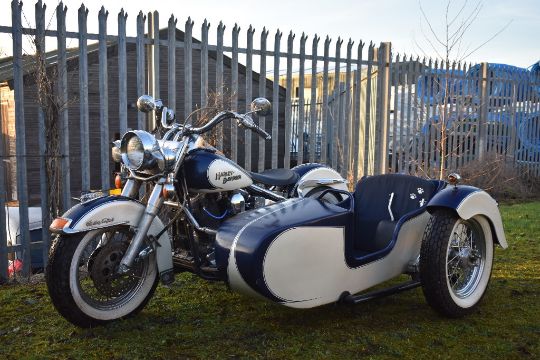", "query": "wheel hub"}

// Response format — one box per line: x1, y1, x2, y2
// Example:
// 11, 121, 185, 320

458, 248, 481, 268
89, 242, 142, 298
